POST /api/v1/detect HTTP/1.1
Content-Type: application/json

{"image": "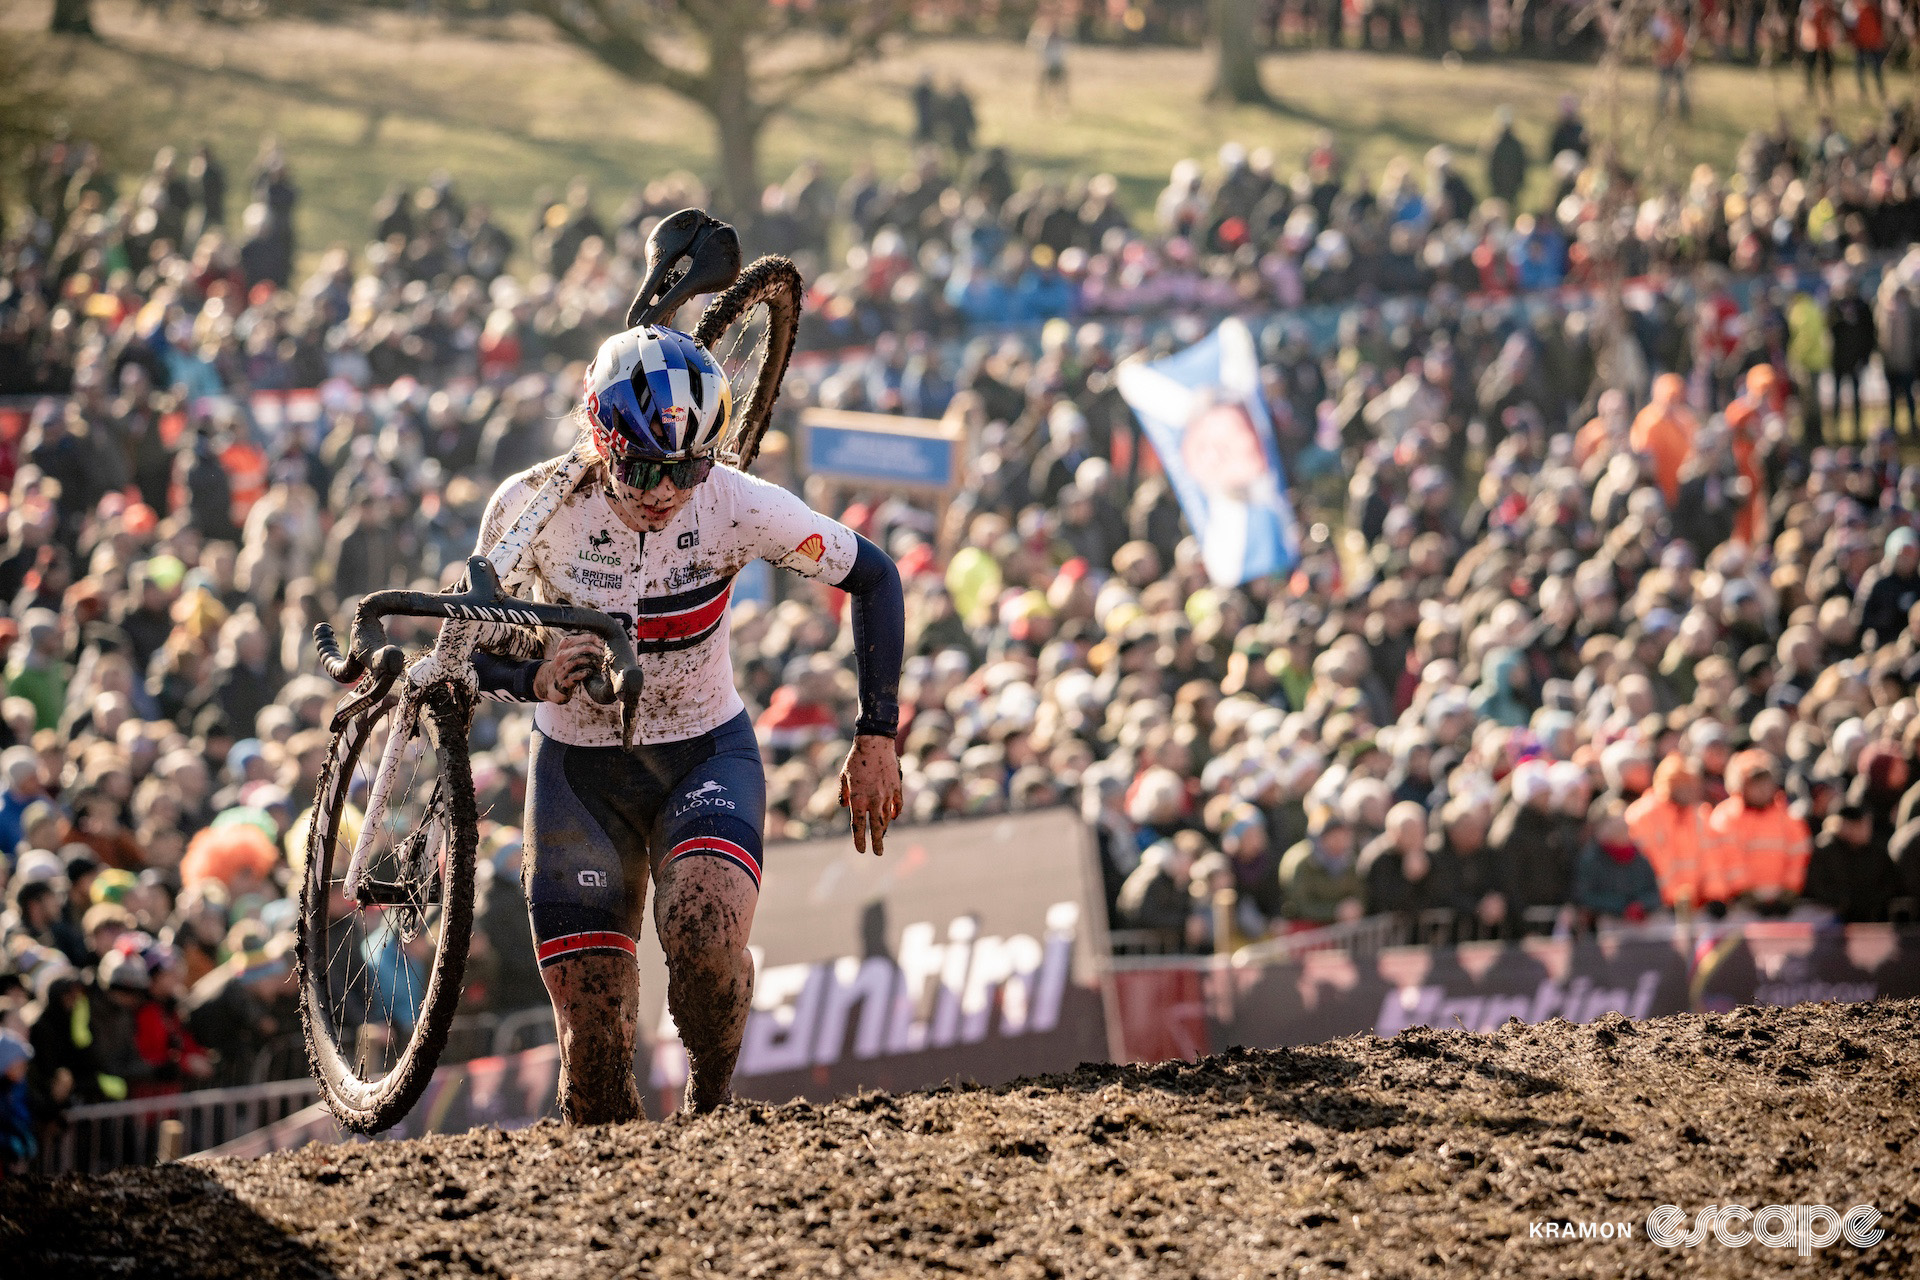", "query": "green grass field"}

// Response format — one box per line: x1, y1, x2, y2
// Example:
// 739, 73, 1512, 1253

13, 0, 1915, 270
